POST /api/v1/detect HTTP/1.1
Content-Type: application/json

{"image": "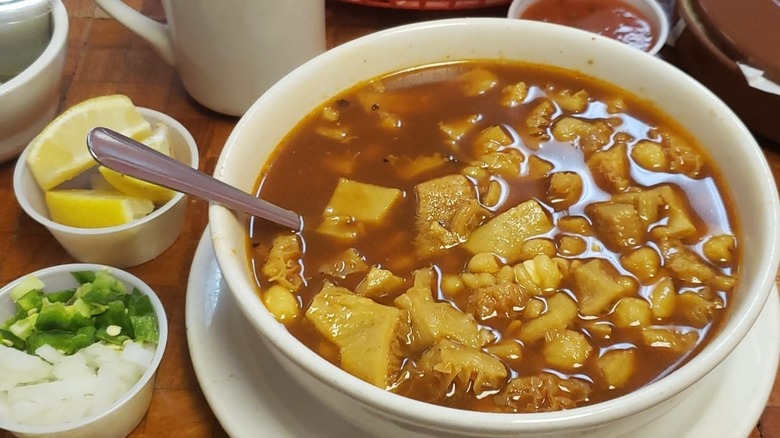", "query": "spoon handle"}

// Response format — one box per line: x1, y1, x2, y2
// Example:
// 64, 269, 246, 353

87, 127, 302, 230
